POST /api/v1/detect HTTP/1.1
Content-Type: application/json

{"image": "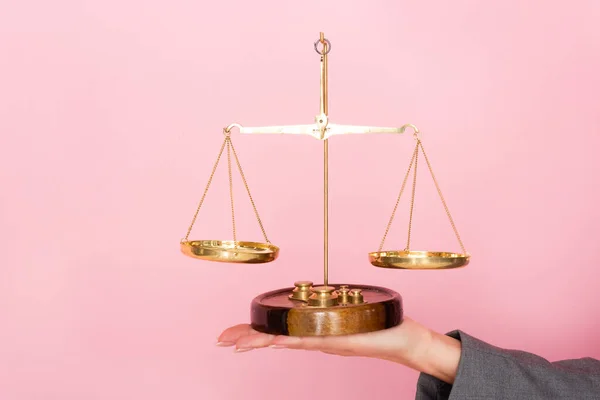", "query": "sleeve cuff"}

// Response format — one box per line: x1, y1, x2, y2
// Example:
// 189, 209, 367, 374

415, 330, 480, 399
